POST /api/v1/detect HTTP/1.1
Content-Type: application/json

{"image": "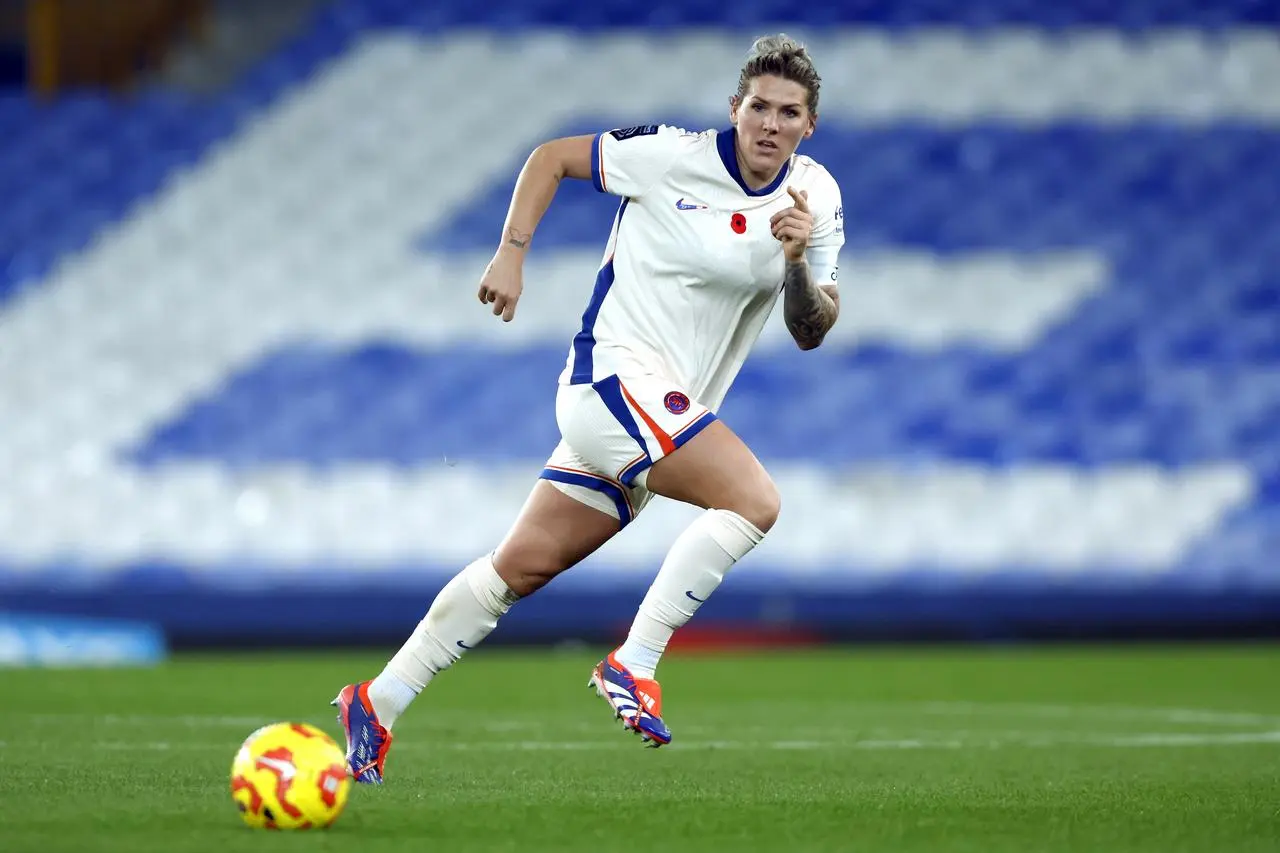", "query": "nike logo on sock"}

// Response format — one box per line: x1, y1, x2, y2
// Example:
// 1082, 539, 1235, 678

684, 590, 706, 603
